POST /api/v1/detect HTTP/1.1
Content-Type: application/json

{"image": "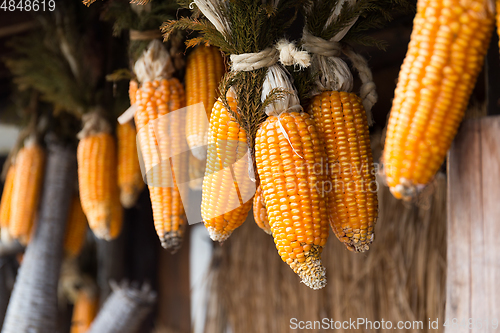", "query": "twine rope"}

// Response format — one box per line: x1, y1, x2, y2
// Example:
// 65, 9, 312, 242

301, 27, 376, 125
78, 109, 111, 139
230, 39, 310, 72
134, 39, 174, 84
